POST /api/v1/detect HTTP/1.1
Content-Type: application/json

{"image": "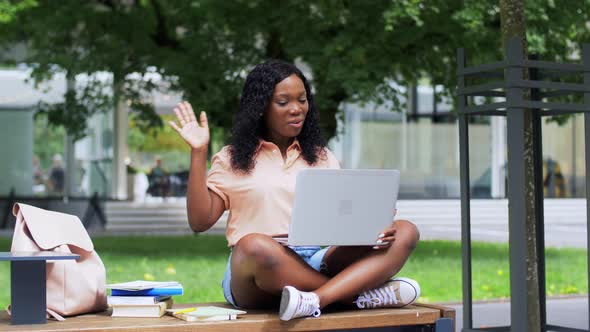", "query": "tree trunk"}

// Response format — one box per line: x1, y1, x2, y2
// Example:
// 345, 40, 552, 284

499, 1, 541, 331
